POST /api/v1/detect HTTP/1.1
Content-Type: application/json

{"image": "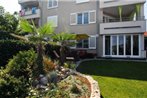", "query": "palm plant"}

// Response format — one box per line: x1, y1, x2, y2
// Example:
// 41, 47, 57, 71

51, 32, 76, 66
51, 32, 89, 66
18, 19, 54, 75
